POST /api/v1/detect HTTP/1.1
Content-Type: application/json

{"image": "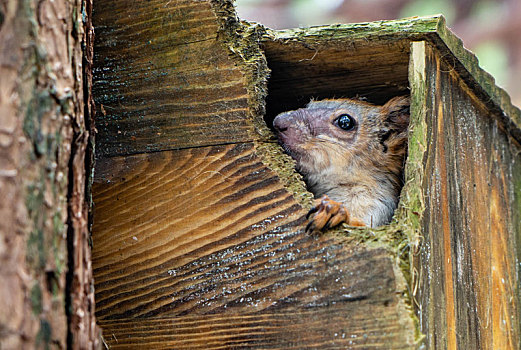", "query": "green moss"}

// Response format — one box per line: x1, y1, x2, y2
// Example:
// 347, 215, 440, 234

30, 284, 43, 315
265, 15, 441, 44
394, 41, 428, 247
52, 210, 67, 276
36, 318, 52, 350
22, 36, 69, 279
26, 179, 47, 270
25, 166, 65, 275
27, 227, 46, 269
23, 90, 54, 158
255, 142, 314, 208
